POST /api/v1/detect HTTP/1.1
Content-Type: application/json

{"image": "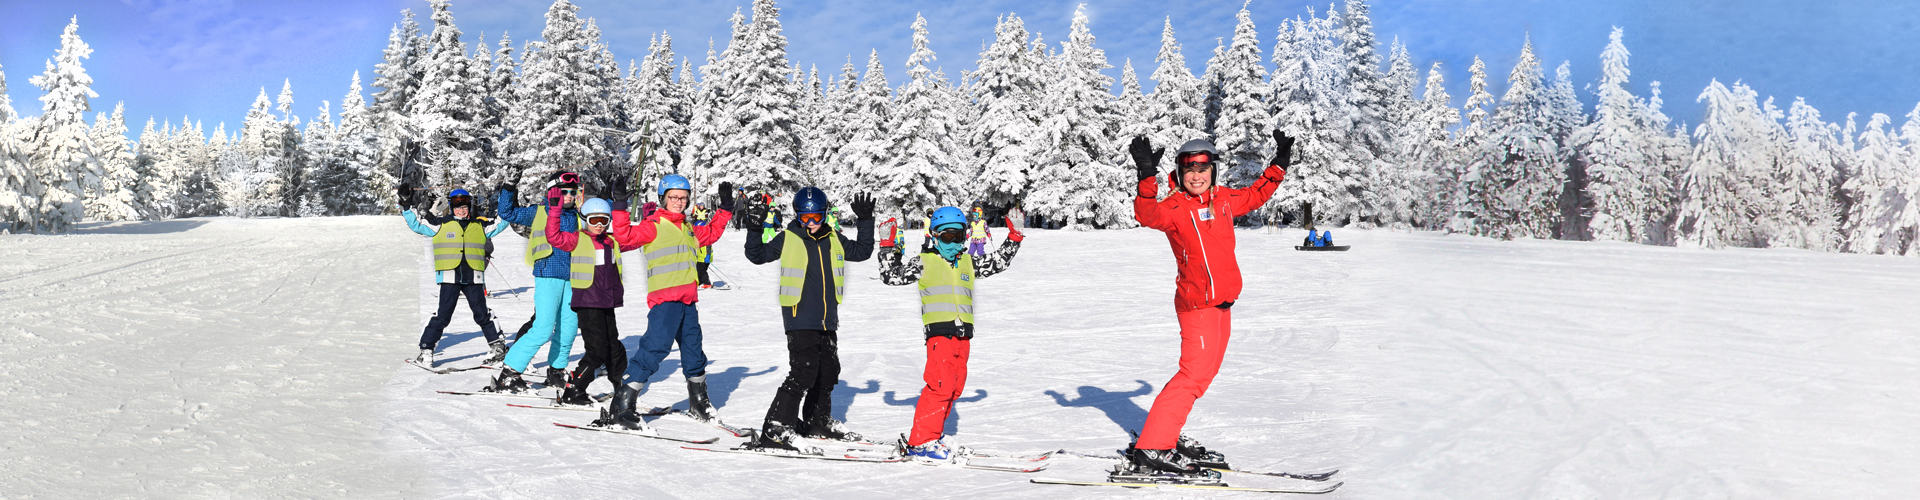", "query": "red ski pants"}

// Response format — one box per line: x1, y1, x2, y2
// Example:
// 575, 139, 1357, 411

1136, 306, 1232, 450
908, 335, 971, 446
